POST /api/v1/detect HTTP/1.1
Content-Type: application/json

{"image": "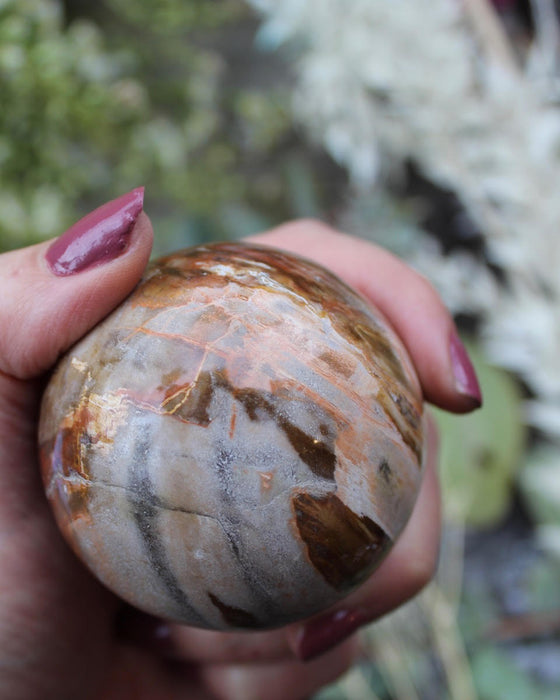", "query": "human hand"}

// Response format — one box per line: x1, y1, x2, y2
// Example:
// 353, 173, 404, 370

0, 193, 481, 700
